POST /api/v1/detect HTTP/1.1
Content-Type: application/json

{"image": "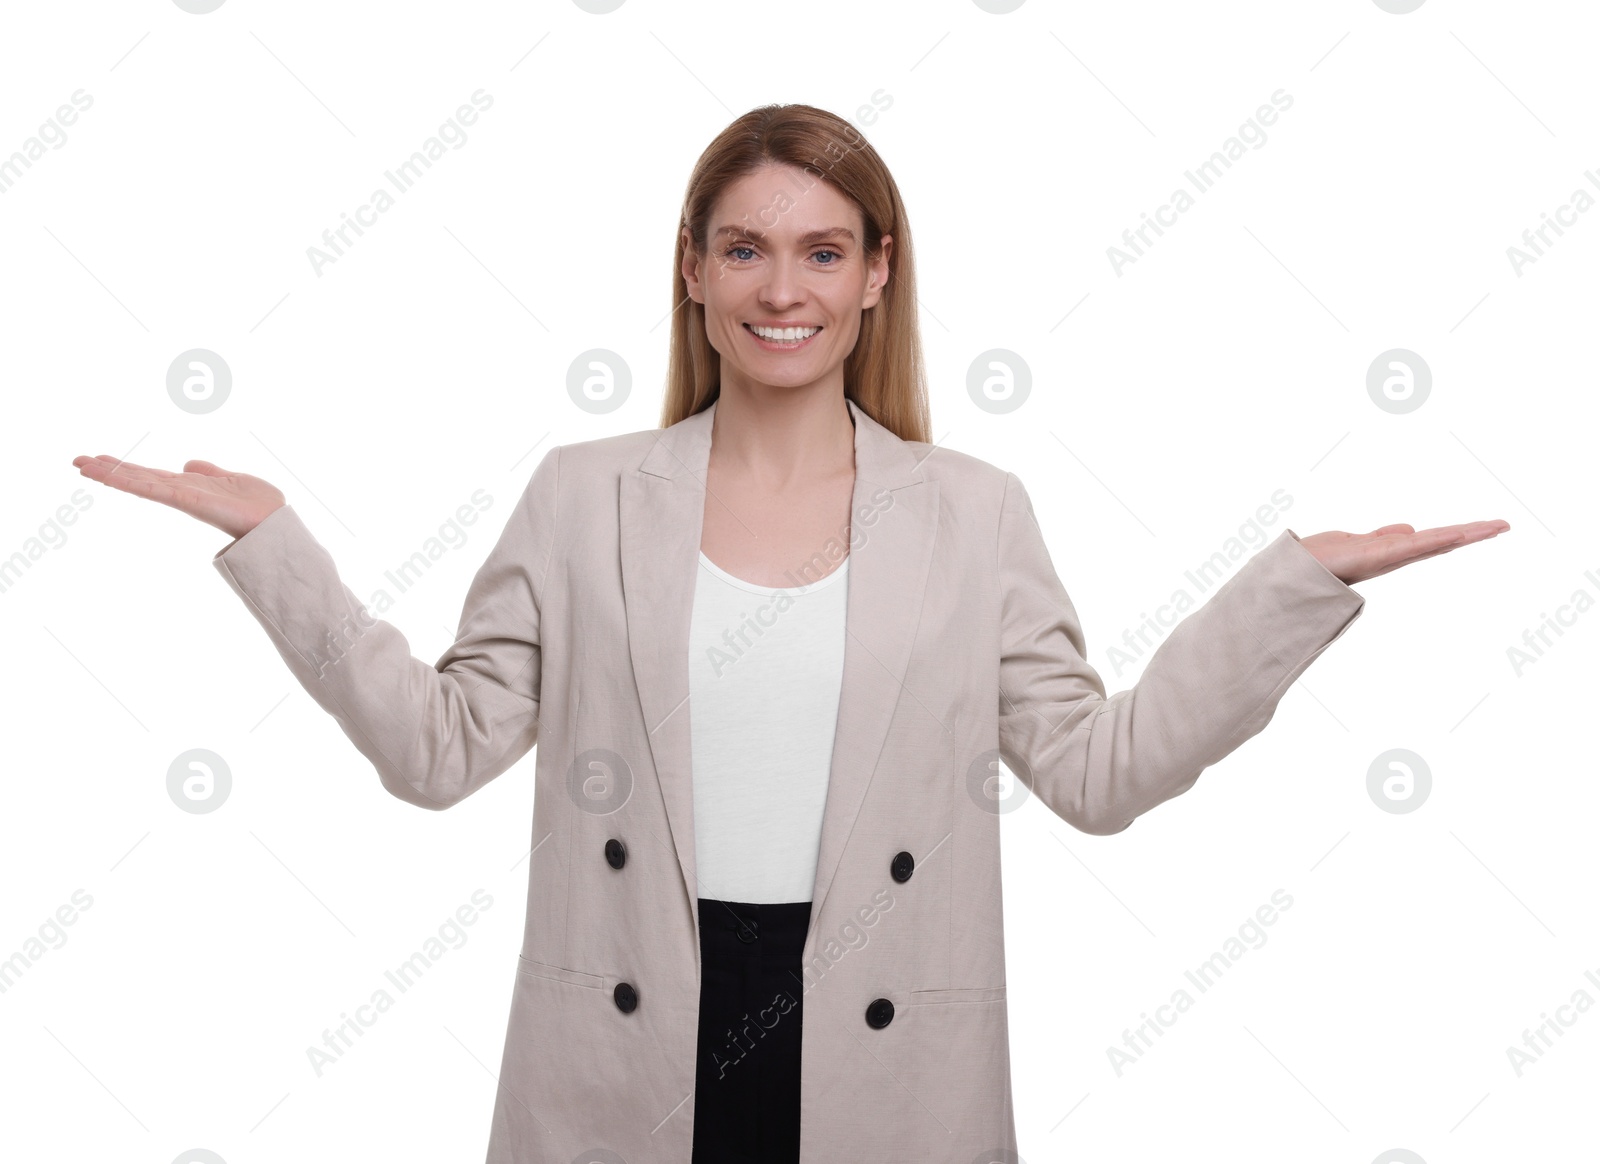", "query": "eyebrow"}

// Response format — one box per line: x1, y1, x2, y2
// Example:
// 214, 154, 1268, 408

713, 225, 857, 246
